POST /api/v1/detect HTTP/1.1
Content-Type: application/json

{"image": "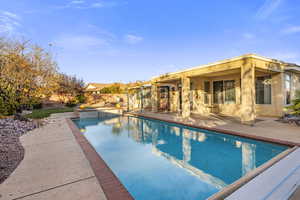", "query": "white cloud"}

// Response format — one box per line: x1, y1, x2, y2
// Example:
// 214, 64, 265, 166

70, 0, 85, 4
54, 33, 122, 57
281, 26, 300, 34
55, 35, 110, 51
124, 34, 143, 44
0, 11, 21, 34
2, 11, 20, 20
54, 0, 120, 10
91, 2, 104, 8
243, 33, 255, 39
256, 0, 283, 19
